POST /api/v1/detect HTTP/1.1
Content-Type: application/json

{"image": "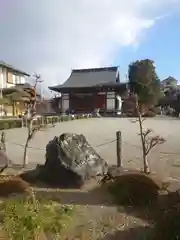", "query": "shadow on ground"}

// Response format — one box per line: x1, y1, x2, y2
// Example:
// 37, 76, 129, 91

33, 180, 158, 225
101, 226, 154, 240
32, 175, 180, 225
5, 165, 180, 239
